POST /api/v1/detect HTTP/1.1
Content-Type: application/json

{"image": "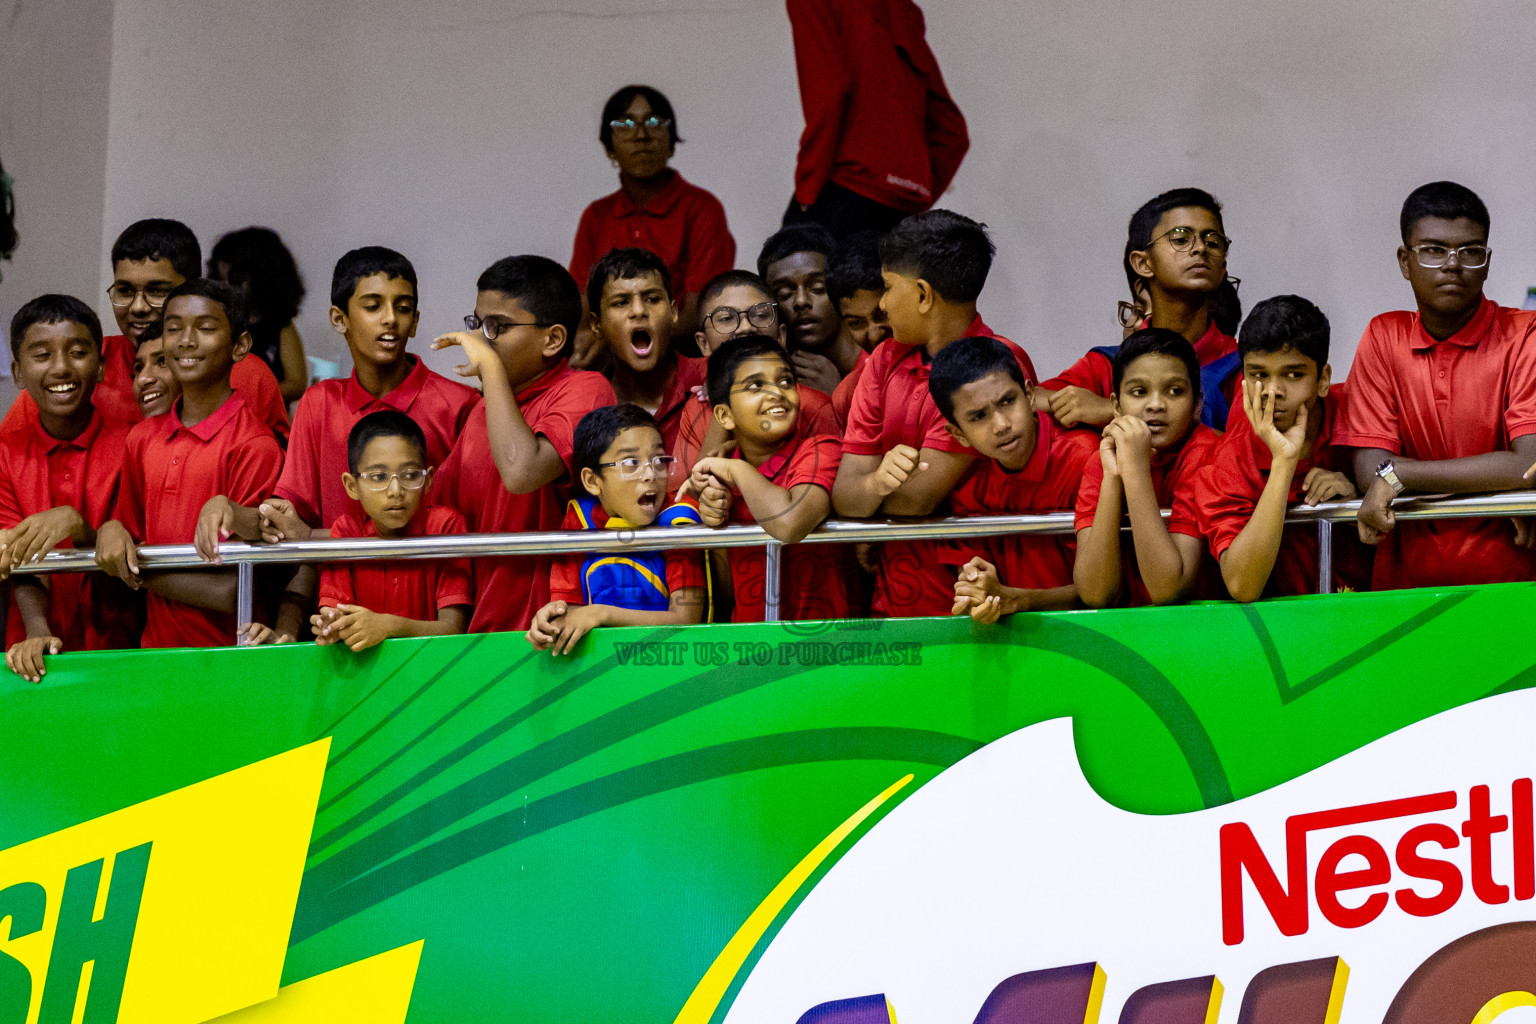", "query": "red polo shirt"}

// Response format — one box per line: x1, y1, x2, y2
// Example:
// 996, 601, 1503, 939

1040, 320, 1238, 398
434, 361, 616, 634
1192, 392, 1363, 598
2, 335, 291, 442
670, 383, 837, 494
722, 418, 848, 622
938, 413, 1095, 593
320, 506, 472, 620
1073, 423, 1222, 606
570, 171, 735, 300
0, 409, 141, 650
549, 501, 705, 605
115, 393, 285, 648
831, 349, 871, 429
274, 356, 478, 529
787, 0, 968, 213
1335, 298, 1536, 589
842, 317, 1039, 617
